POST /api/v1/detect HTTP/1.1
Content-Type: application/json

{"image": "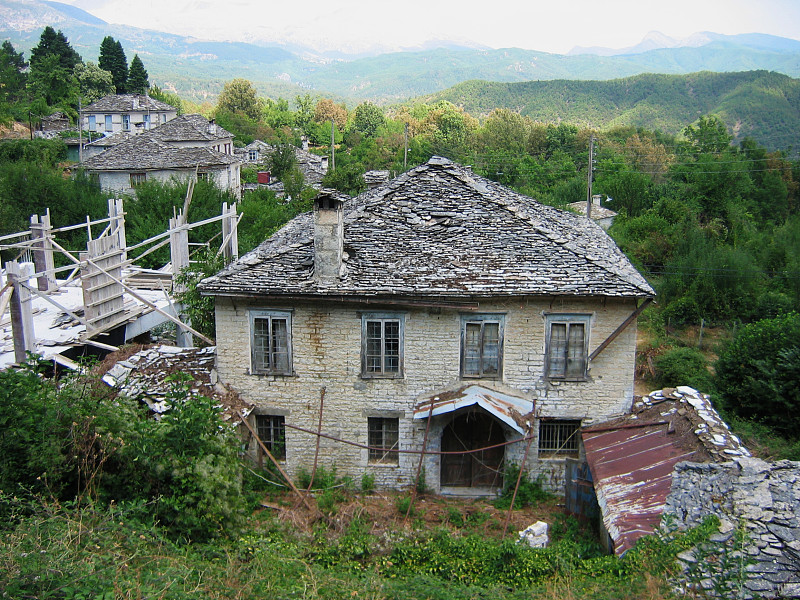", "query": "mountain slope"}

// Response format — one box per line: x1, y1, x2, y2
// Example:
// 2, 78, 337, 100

425, 70, 800, 148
